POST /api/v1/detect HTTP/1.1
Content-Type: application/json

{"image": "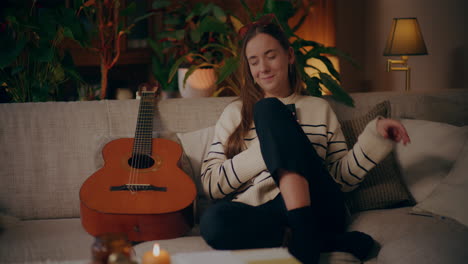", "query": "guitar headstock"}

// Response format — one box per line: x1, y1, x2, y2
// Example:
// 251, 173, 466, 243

137, 82, 160, 99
